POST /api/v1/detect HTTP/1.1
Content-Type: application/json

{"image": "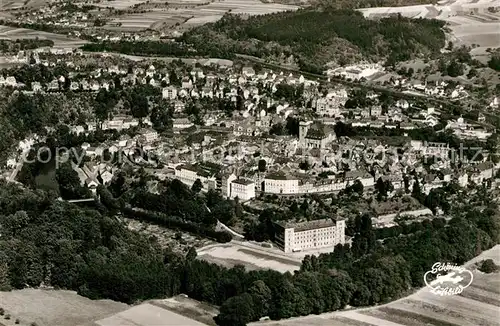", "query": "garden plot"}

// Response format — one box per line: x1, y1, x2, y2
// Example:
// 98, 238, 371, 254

154, 295, 220, 326
95, 302, 207, 326
0, 0, 29, 10
183, 14, 224, 25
